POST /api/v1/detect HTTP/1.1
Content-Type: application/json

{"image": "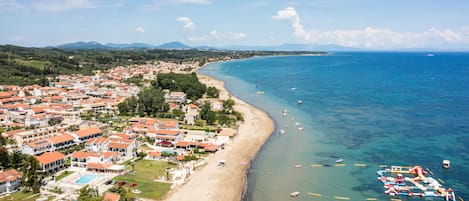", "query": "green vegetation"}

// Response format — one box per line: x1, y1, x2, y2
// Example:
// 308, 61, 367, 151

0, 135, 43, 193
0, 190, 40, 201
77, 185, 102, 201
153, 72, 207, 100
55, 170, 74, 181
0, 44, 324, 86
112, 160, 176, 200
